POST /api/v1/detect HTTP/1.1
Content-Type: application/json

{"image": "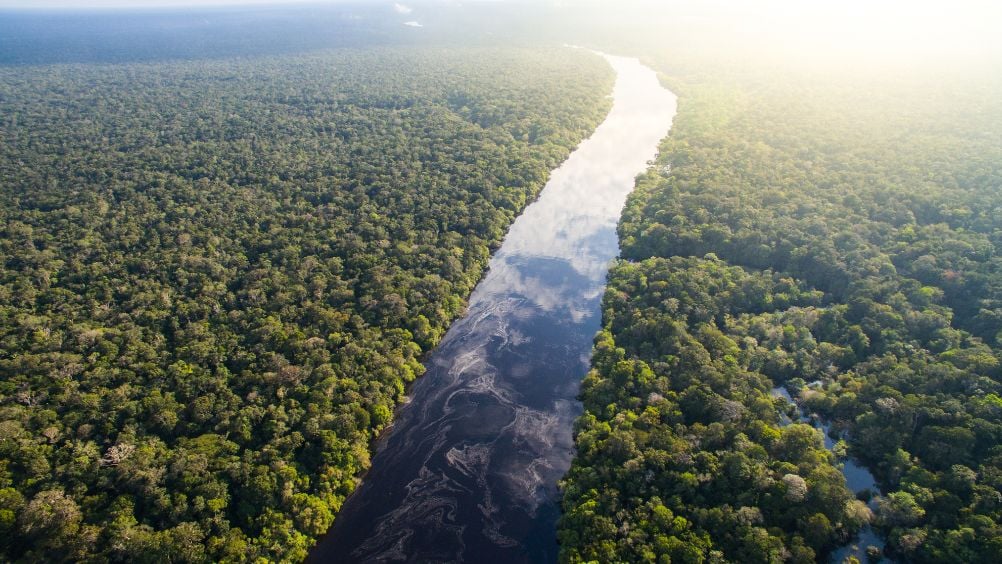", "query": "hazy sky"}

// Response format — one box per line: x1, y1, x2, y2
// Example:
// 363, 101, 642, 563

3, 0, 999, 62
0, 0, 335, 7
